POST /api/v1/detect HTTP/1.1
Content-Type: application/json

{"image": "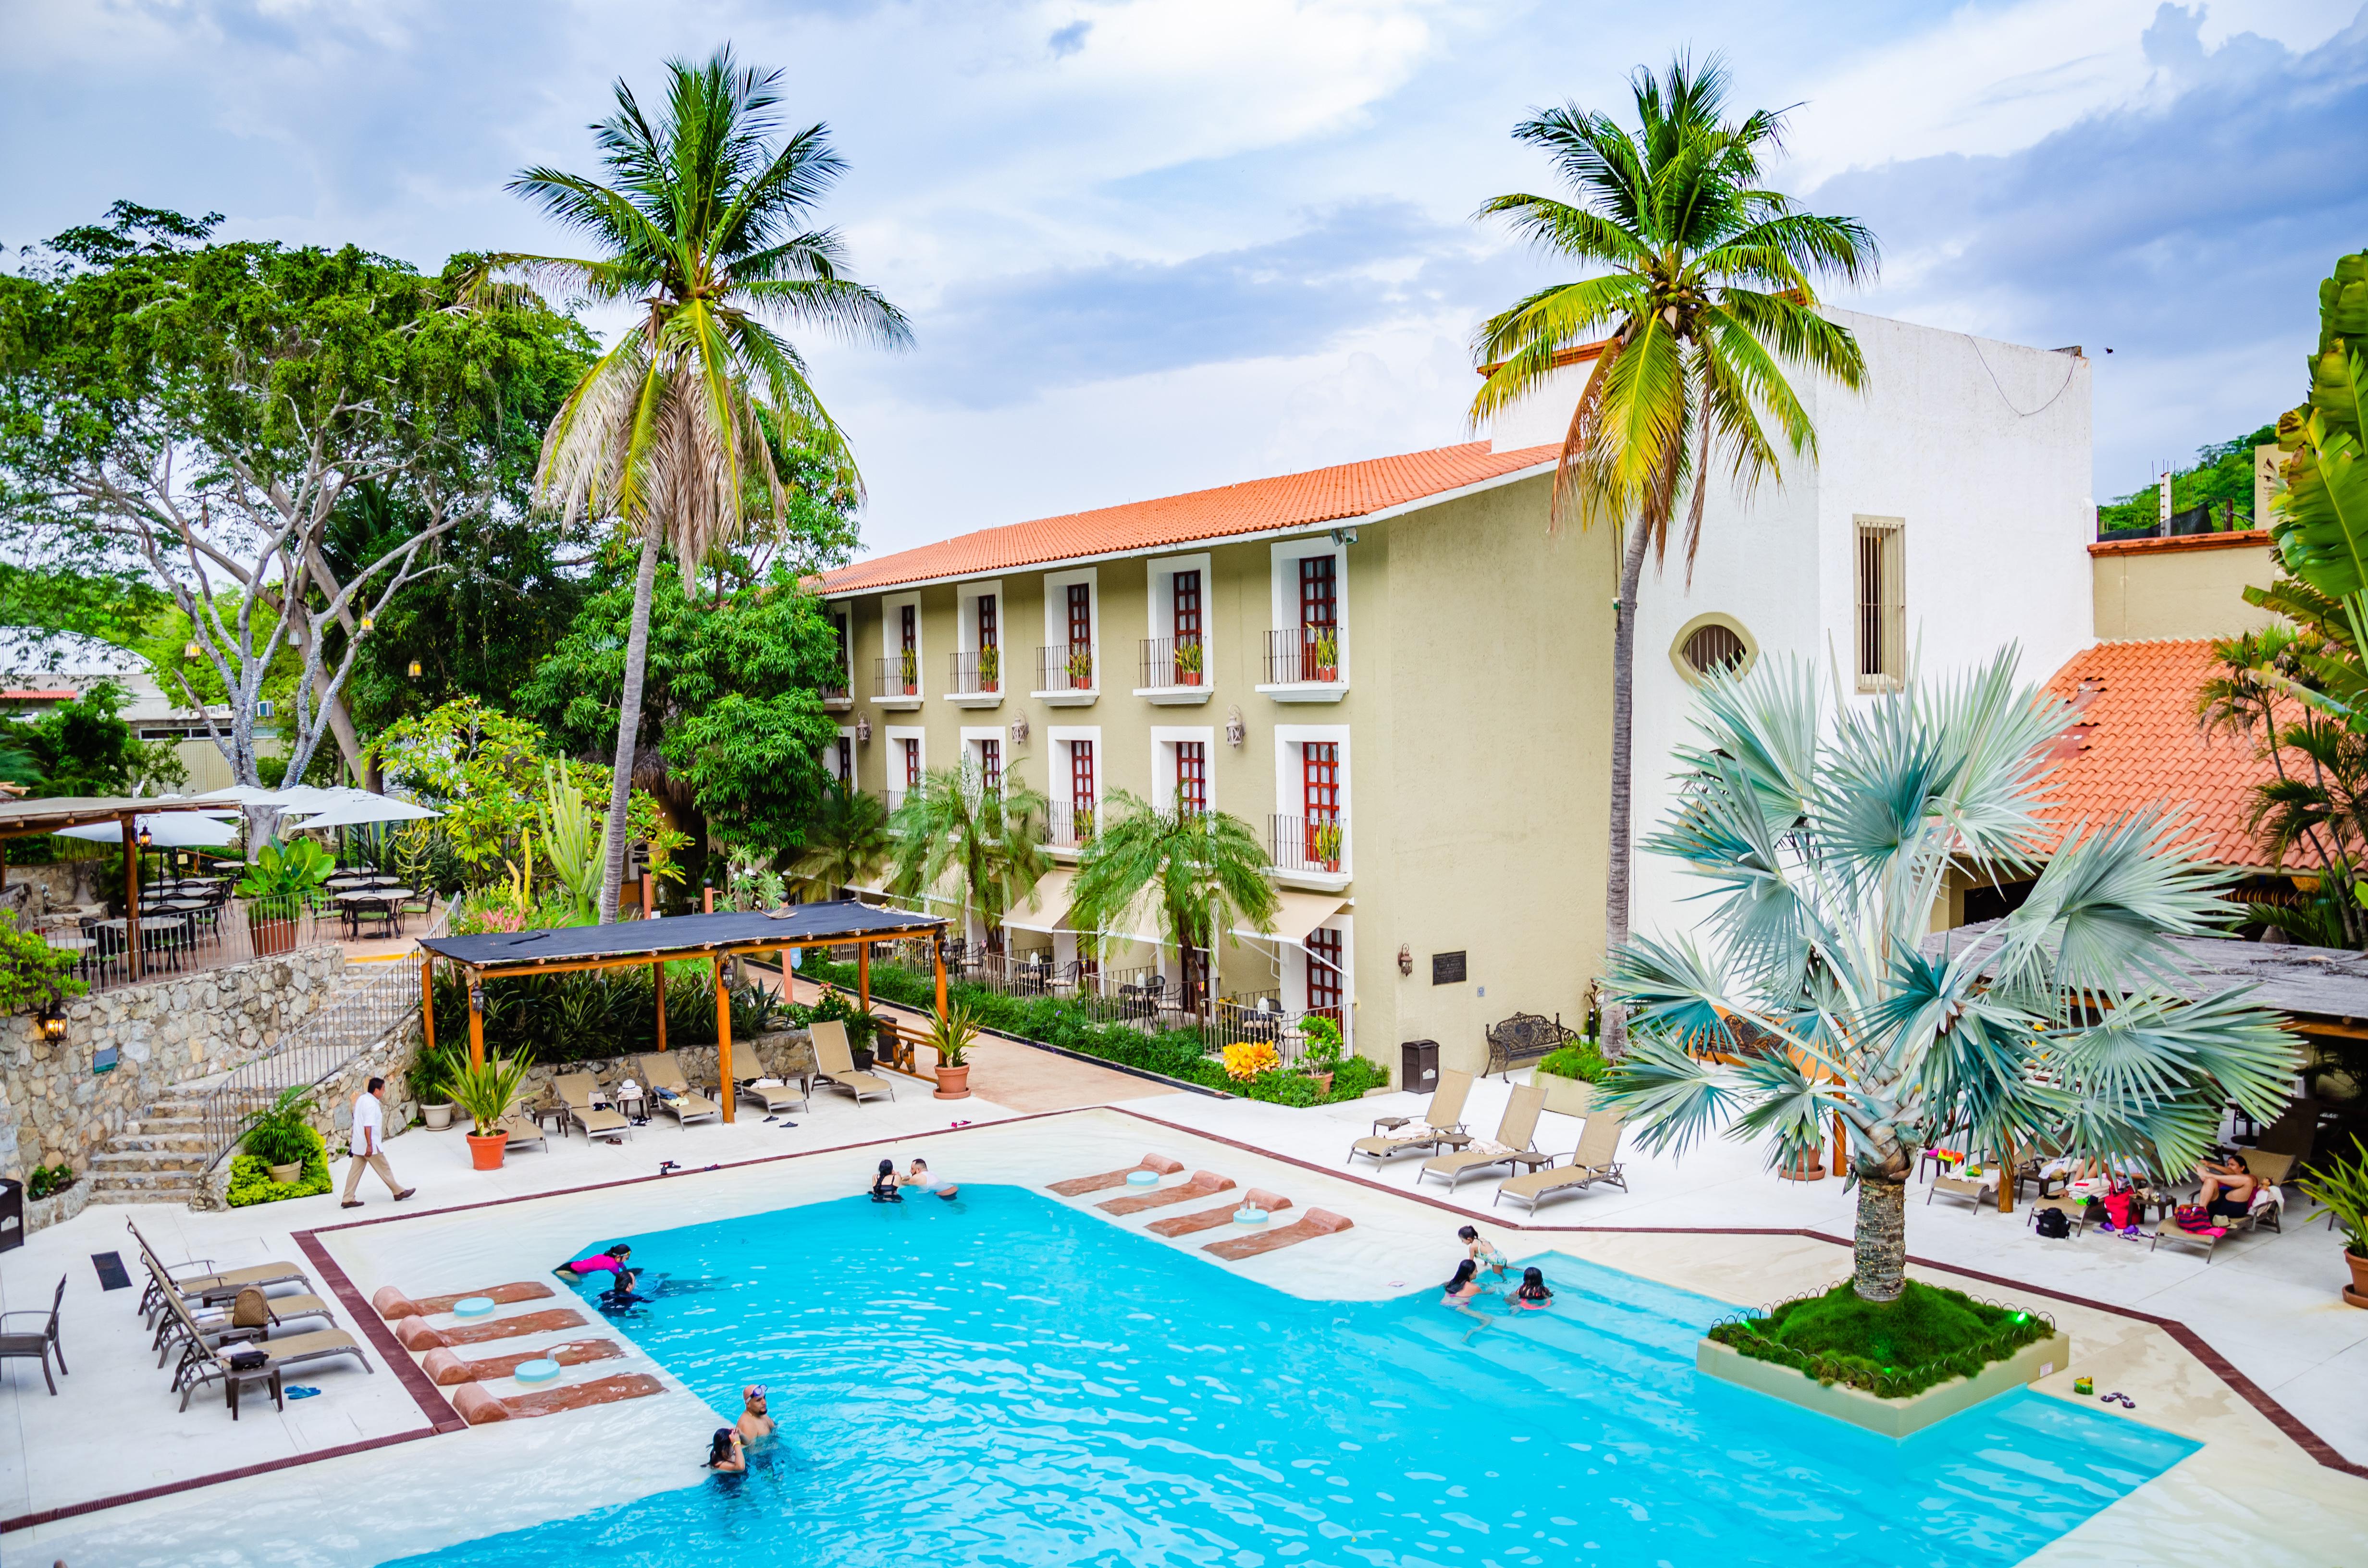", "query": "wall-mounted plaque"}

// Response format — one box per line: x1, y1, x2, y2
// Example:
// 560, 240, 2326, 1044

1431, 951, 1467, 986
